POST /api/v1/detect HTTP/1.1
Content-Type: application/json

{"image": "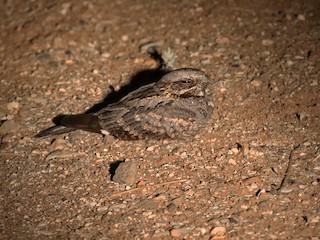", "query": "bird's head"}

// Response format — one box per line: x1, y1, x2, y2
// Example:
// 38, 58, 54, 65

158, 68, 212, 98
